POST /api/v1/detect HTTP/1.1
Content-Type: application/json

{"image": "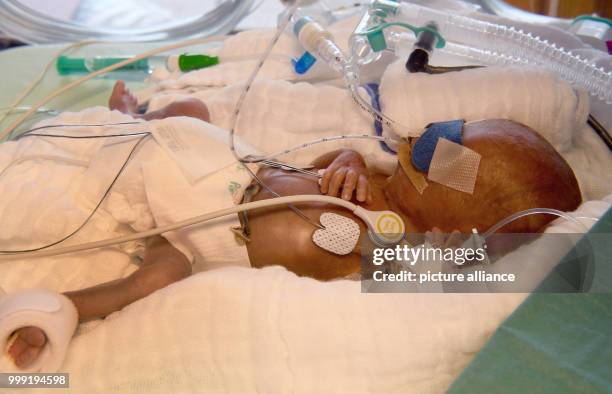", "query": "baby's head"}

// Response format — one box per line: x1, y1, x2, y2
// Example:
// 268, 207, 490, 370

386, 119, 581, 233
